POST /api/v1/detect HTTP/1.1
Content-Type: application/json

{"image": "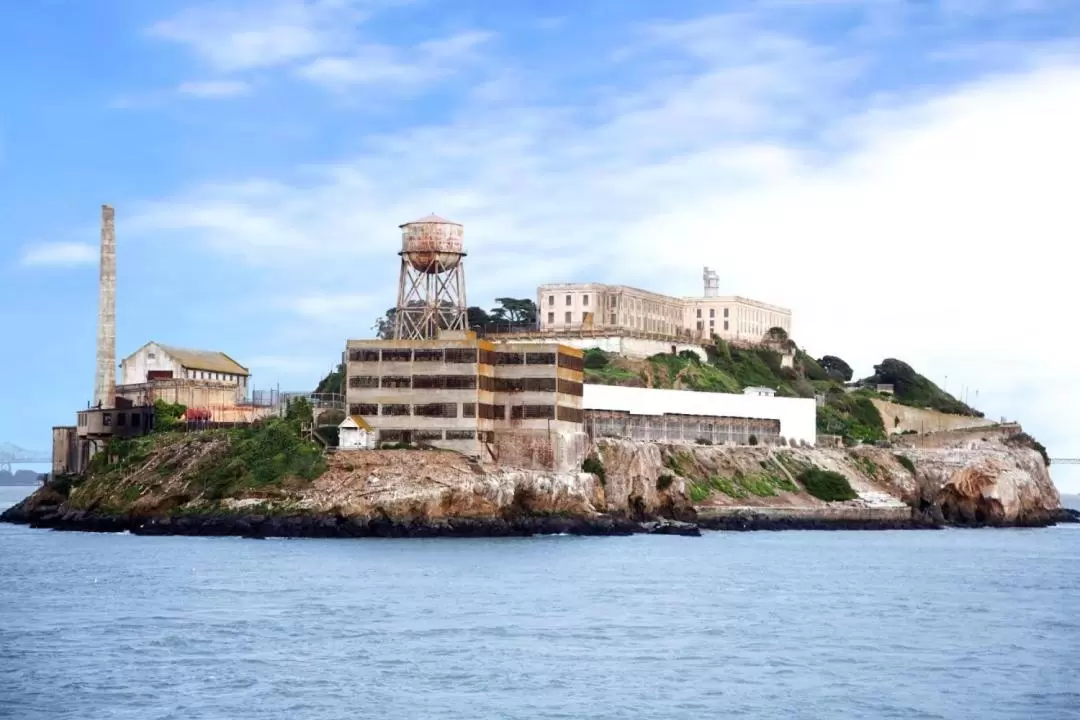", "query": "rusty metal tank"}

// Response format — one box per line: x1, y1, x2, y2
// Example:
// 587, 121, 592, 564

399, 214, 465, 273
